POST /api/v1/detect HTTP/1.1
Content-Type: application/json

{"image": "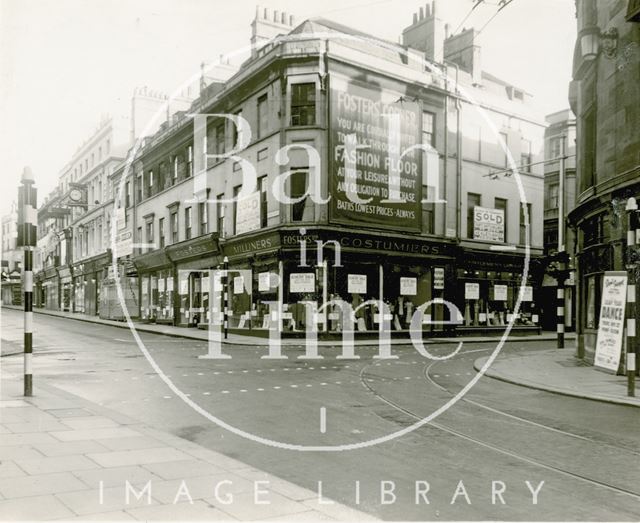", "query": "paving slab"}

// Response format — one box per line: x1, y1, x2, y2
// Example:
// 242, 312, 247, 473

55, 484, 162, 516
4, 419, 71, 433
0, 471, 88, 498
67, 509, 137, 521
0, 494, 75, 520
148, 473, 255, 505
302, 498, 380, 520
125, 500, 235, 521
233, 468, 317, 502
0, 432, 60, 446
97, 435, 169, 451
208, 490, 313, 521
0, 461, 26, 479
49, 426, 142, 442
33, 439, 109, 457
62, 416, 121, 430
46, 407, 94, 419
86, 447, 192, 468
142, 458, 226, 480
14, 454, 100, 474
0, 445, 44, 461
72, 465, 161, 489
